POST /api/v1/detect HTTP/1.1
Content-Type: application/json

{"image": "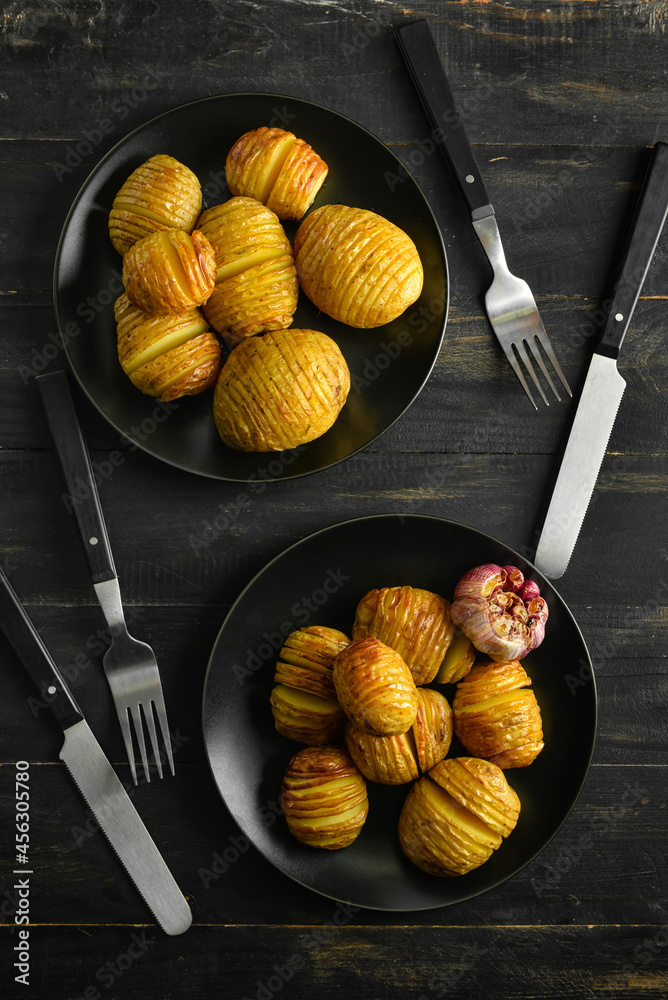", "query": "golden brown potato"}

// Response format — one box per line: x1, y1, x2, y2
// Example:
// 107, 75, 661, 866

213, 328, 350, 452
225, 127, 328, 221
333, 636, 419, 737
281, 745, 368, 849
108, 154, 202, 256
274, 626, 351, 701
352, 586, 454, 686
198, 197, 298, 346
398, 757, 521, 876
294, 205, 423, 328
270, 683, 346, 745
115, 293, 220, 401
452, 659, 544, 768
434, 632, 476, 685
344, 687, 452, 784
122, 230, 216, 314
